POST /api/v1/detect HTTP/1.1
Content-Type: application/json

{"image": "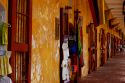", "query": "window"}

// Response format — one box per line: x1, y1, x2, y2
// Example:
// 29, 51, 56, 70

8, 0, 32, 83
